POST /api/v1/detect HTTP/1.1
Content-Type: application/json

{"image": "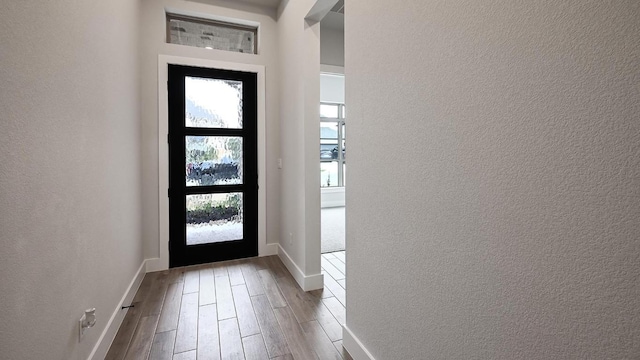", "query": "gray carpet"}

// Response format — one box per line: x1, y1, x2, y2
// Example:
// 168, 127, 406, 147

321, 206, 345, 253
